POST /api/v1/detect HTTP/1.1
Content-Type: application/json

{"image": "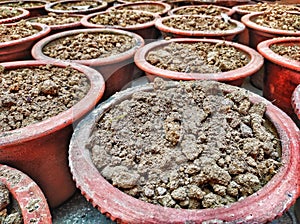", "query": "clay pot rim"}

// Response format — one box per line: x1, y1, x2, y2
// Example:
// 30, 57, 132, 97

241, 12, 300, 36
31, 28, 145, 66
0, 164, 52, 223
0, 6, 30, 24
0, 23, 50, 48
134, 38, 263, 81
109, 1, 171, 16
45, 0, 108, 14
26, 13, 83, 30
0, 60, 105, 147
81, 10, 160, 31
69, 80, 300, 223
168, 4, 235, 16
257, 37, 300, 72
292, 84, 300, 119
0, 0, 48, 10
155, 14, 245, 37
